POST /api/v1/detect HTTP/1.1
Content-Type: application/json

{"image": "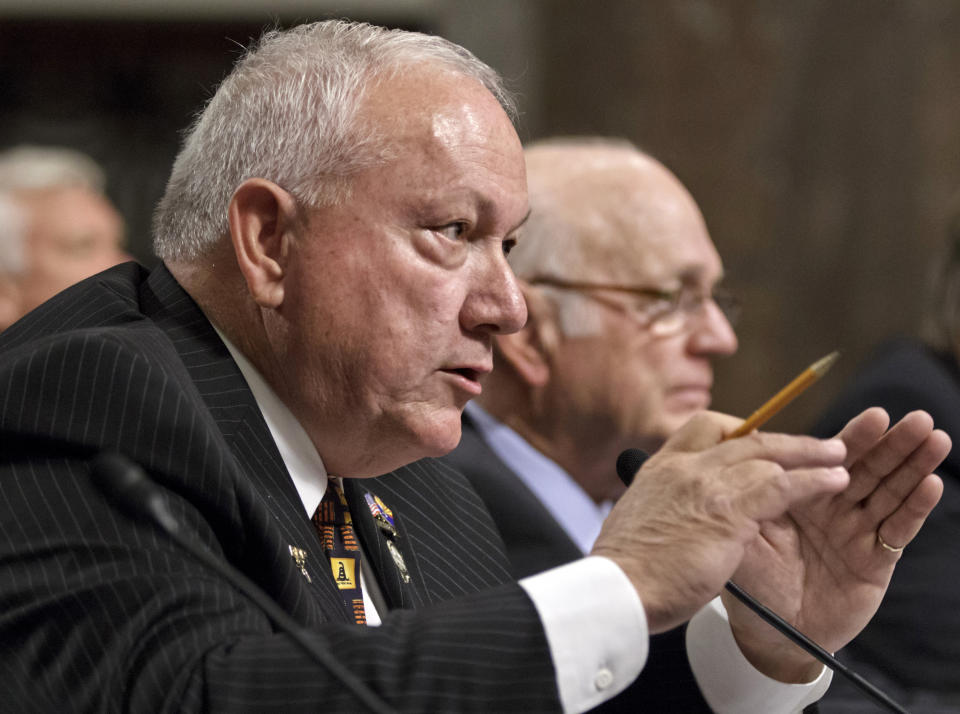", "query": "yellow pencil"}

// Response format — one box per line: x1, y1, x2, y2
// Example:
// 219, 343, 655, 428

724, 351, 840, 440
